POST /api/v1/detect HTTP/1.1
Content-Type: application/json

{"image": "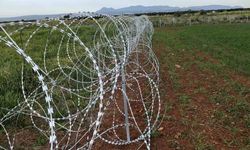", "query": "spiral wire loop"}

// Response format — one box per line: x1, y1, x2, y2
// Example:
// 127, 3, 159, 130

0, 13, 161, 149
